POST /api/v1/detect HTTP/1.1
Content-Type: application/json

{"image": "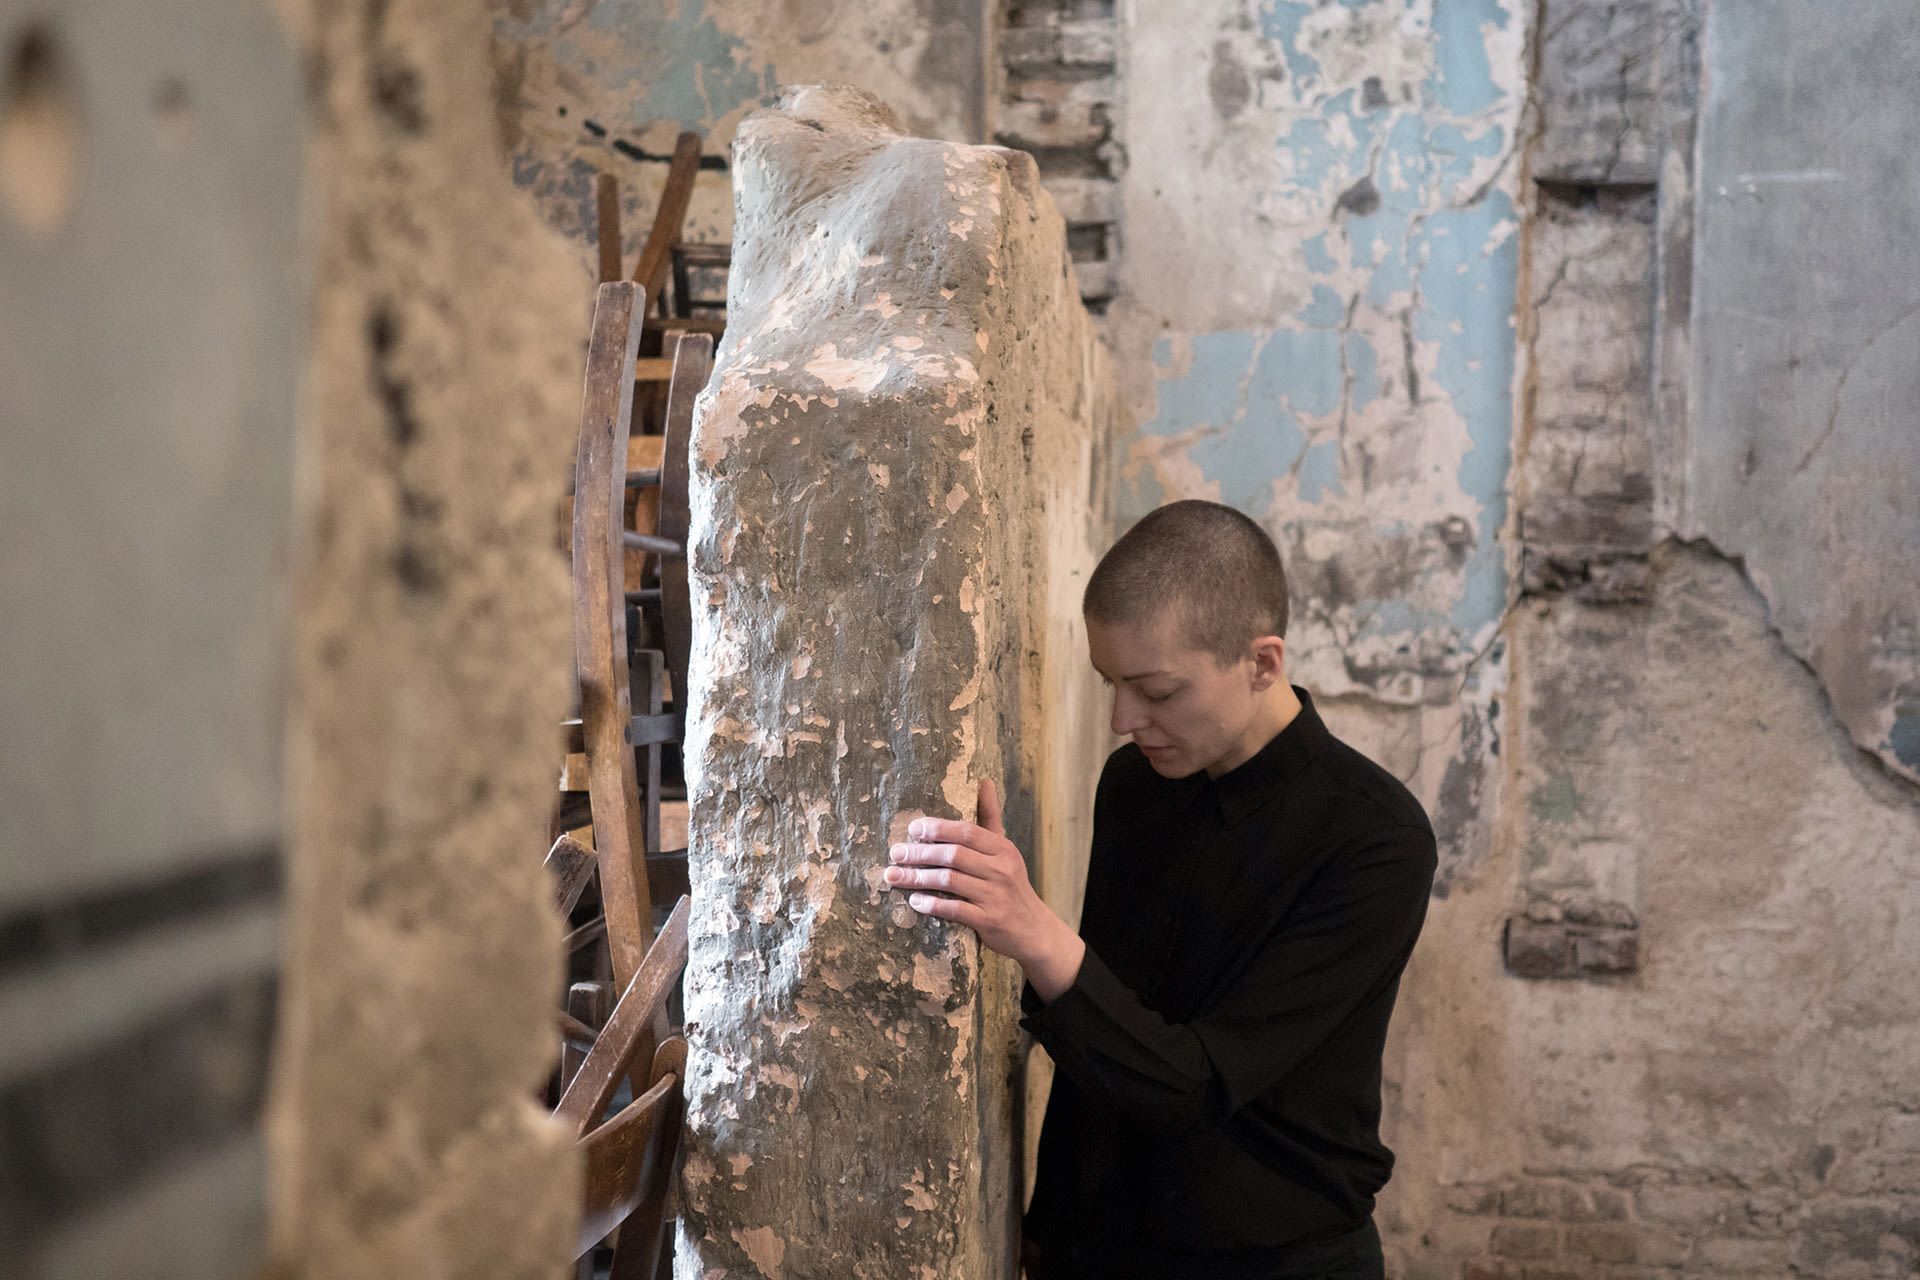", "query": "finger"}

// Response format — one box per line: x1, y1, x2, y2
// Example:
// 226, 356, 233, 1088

884, 864, 992, 897
906, 817, 989, 850
977, 779, 1004, 837
888, 842, 994, 877
906, 892, 984, 930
